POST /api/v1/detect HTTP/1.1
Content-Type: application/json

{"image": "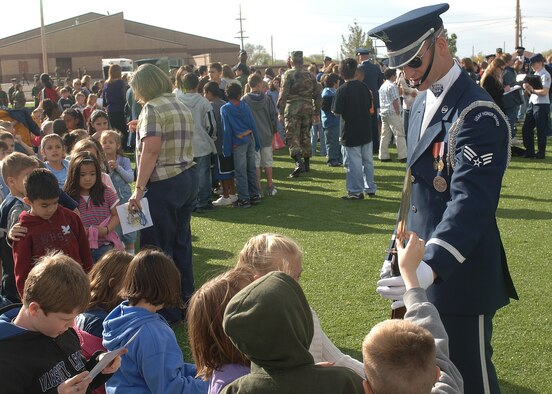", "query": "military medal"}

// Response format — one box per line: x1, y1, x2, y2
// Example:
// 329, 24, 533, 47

437, 142, 445, 172
432, 141, 447, 192
432, 142, 440, 170
433, 175, 447, 192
